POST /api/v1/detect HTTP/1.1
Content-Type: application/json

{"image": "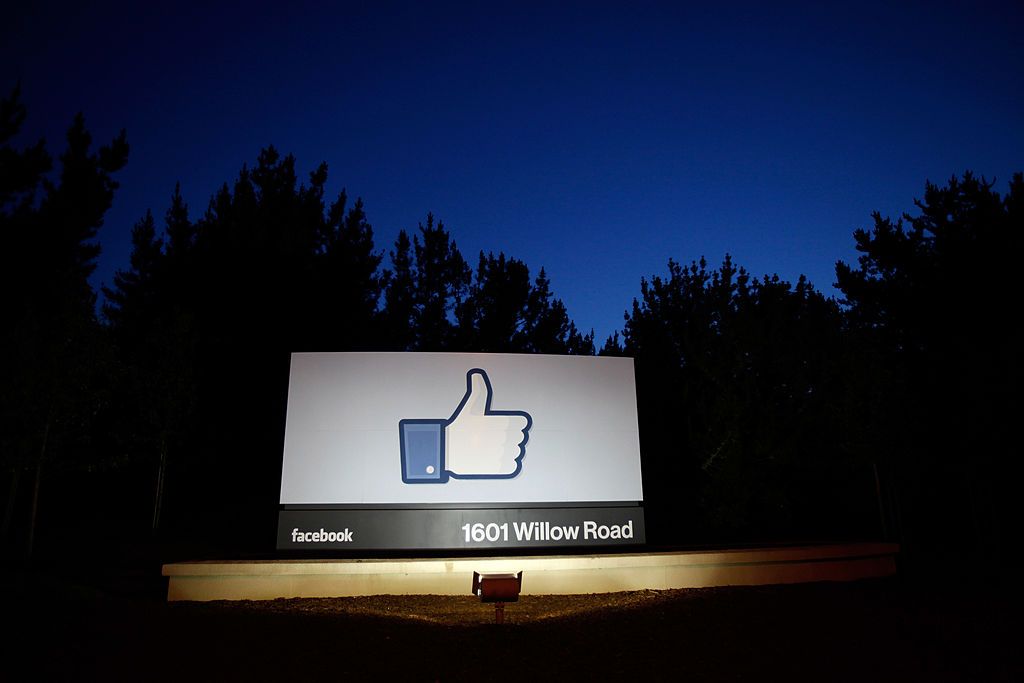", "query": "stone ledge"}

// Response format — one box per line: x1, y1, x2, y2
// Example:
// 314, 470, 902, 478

163, 542, 898, 601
